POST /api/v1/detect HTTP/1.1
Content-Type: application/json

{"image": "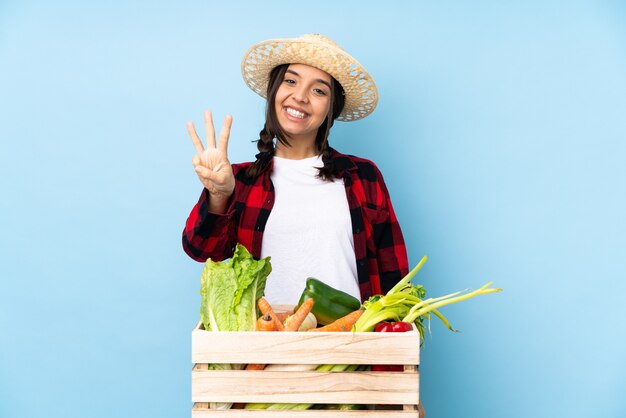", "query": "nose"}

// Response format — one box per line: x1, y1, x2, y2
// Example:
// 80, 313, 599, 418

292, 85, 309, 104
